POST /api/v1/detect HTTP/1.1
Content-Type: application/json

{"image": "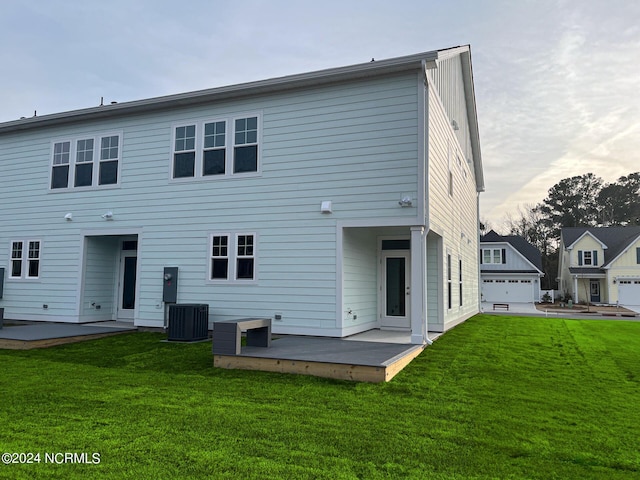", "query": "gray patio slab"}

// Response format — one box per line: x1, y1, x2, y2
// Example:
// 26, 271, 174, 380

0, 323, 136, 341
237, 335, 423, 367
